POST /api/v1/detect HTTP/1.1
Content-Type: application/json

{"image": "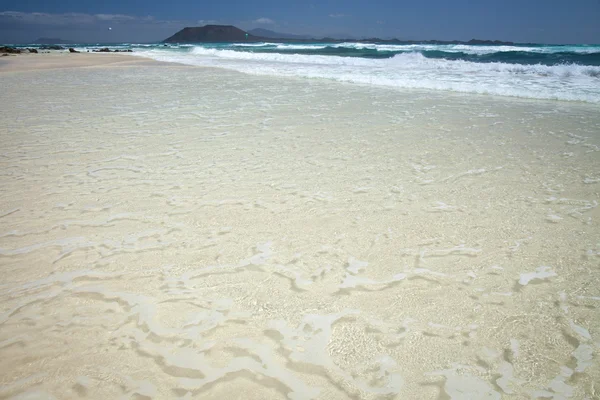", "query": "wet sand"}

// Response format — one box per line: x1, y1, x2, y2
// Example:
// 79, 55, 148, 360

0, 54, 599, 399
